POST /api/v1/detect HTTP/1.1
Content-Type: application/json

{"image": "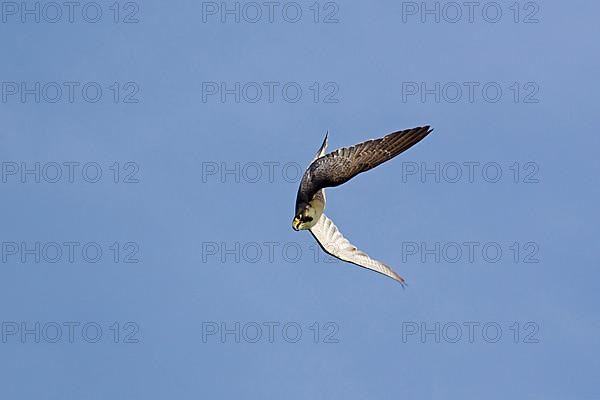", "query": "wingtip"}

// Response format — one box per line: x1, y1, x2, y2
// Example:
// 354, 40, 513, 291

322, 130, 329, 148
391, 271, 407, 288
395, 275, 407, 288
